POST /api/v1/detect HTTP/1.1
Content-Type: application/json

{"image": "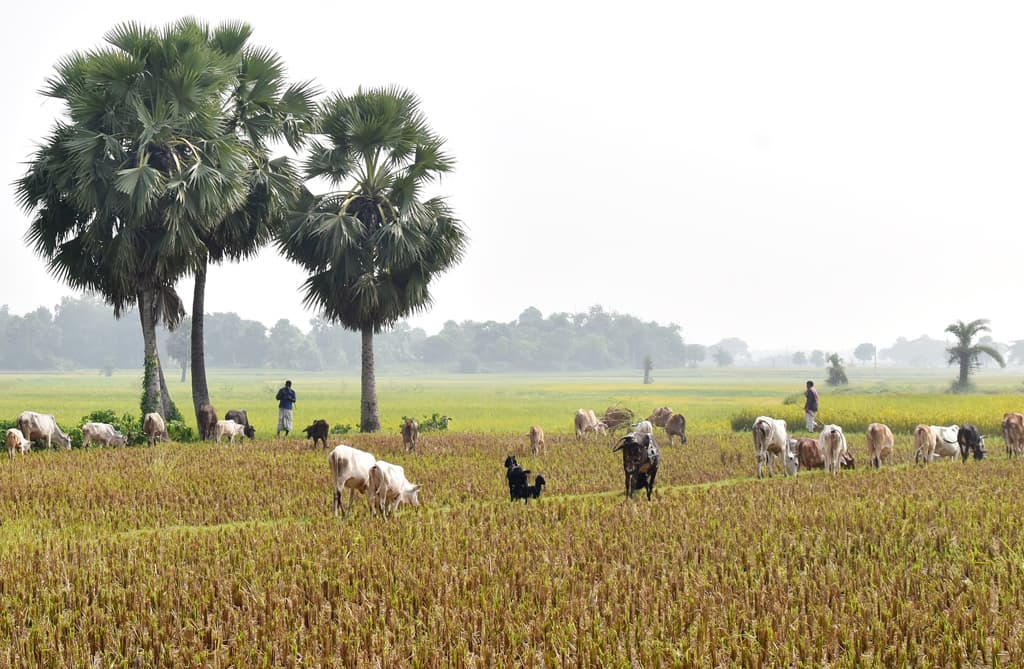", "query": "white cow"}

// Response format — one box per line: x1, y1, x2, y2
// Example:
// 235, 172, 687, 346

916, 424, 960, 463
214, 420, 247, 444
81, 422, 128, 448
752, 415, 790, 478
328, 444, 377, 517
143, 413, 167, 446
368, 460, 422, 519
633, 420, 654, 436
818, 424, 849, 475
6, 428, 30, 459
17, 411, 71, 450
